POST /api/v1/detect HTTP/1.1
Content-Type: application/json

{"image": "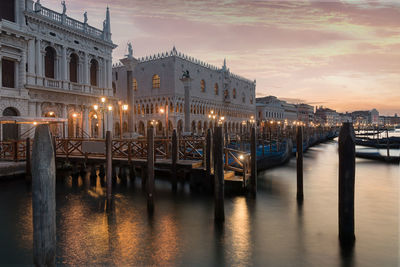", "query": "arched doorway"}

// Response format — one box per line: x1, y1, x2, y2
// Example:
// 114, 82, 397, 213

2, 107, 19, 140
90, 112, 99, 138
138, 121, 145, 136
114, 122, 120, 138
177, 120, 183, 133
191, 121, 196, 134
44, 110, 59, 137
